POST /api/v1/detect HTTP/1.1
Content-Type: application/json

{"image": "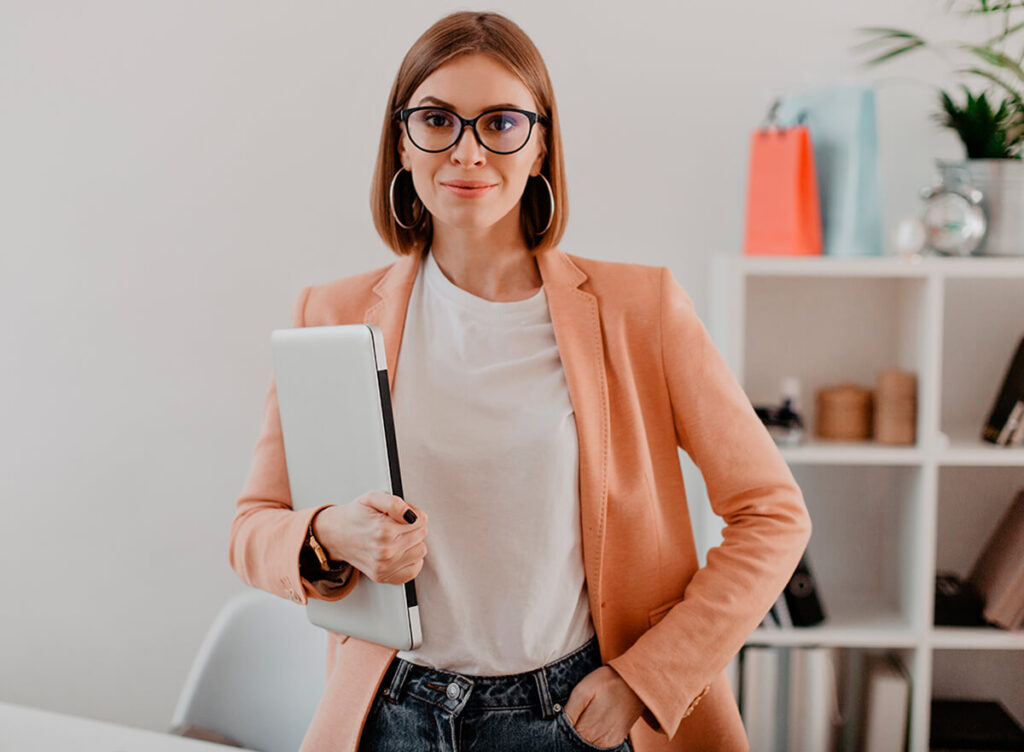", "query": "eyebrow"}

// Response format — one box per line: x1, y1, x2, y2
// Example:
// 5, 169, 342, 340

417, 96, 527, 111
